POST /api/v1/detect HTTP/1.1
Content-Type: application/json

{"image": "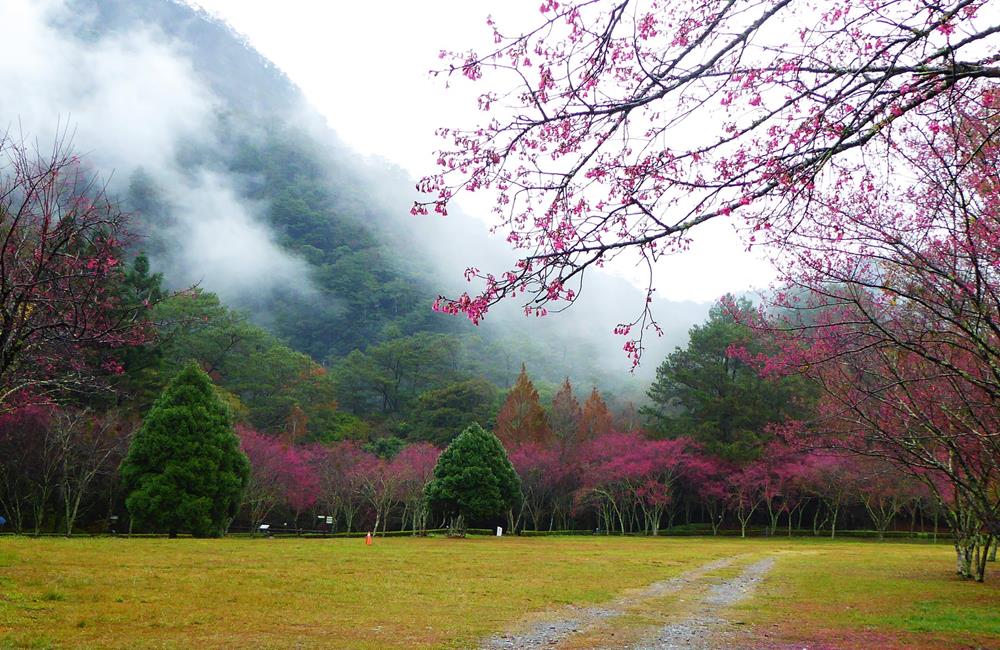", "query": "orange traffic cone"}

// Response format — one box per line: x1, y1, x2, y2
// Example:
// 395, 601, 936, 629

365, 531, 373, 546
